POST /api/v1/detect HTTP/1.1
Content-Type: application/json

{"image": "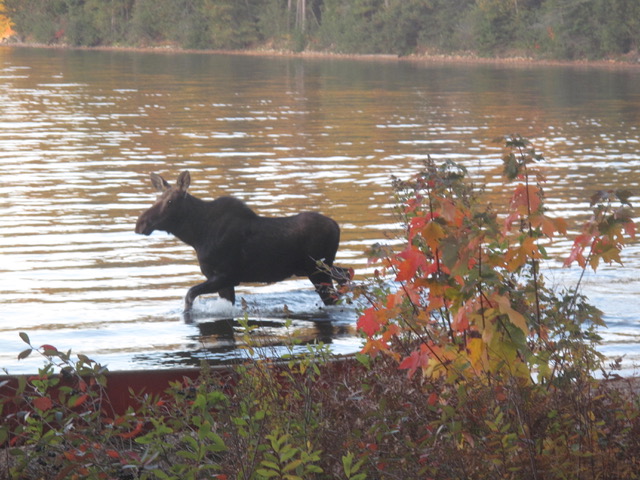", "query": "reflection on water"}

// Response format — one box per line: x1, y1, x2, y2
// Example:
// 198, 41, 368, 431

0, 47, 638, 374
